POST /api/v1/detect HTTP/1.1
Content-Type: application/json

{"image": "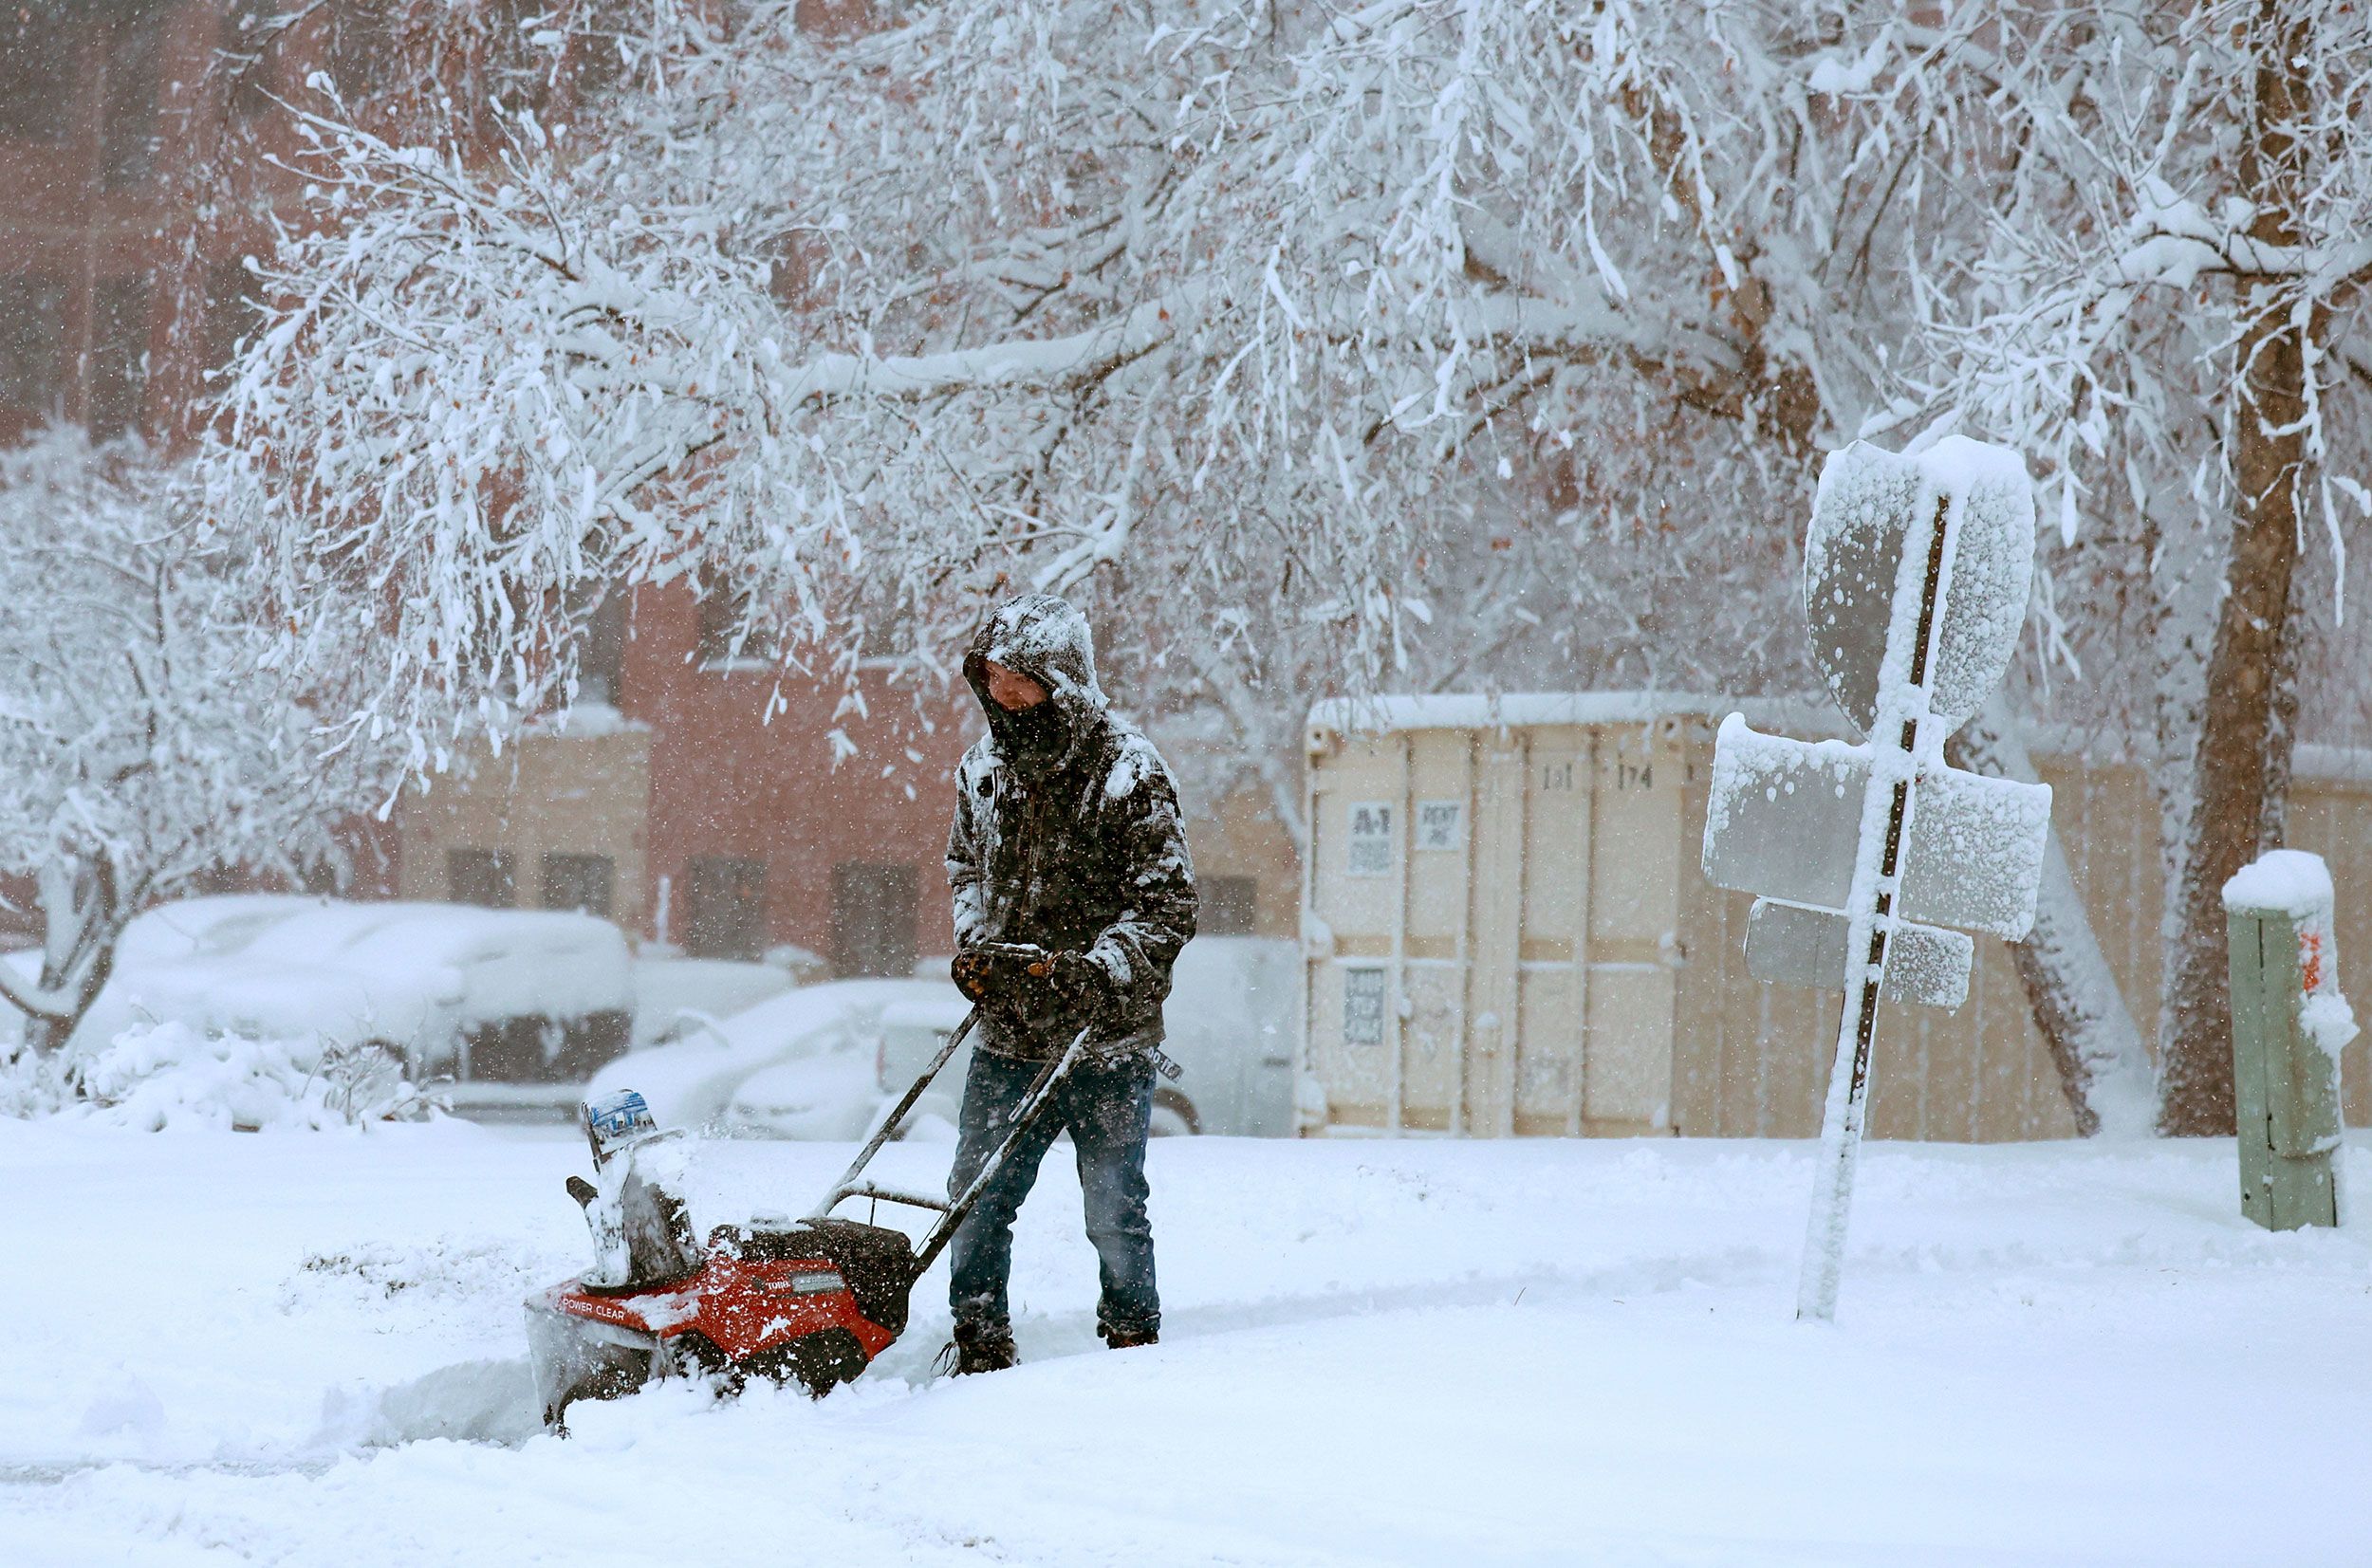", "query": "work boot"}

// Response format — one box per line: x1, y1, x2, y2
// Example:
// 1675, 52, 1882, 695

1100, 1324, 1158, 1351
939, 1320, 1018, 1375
